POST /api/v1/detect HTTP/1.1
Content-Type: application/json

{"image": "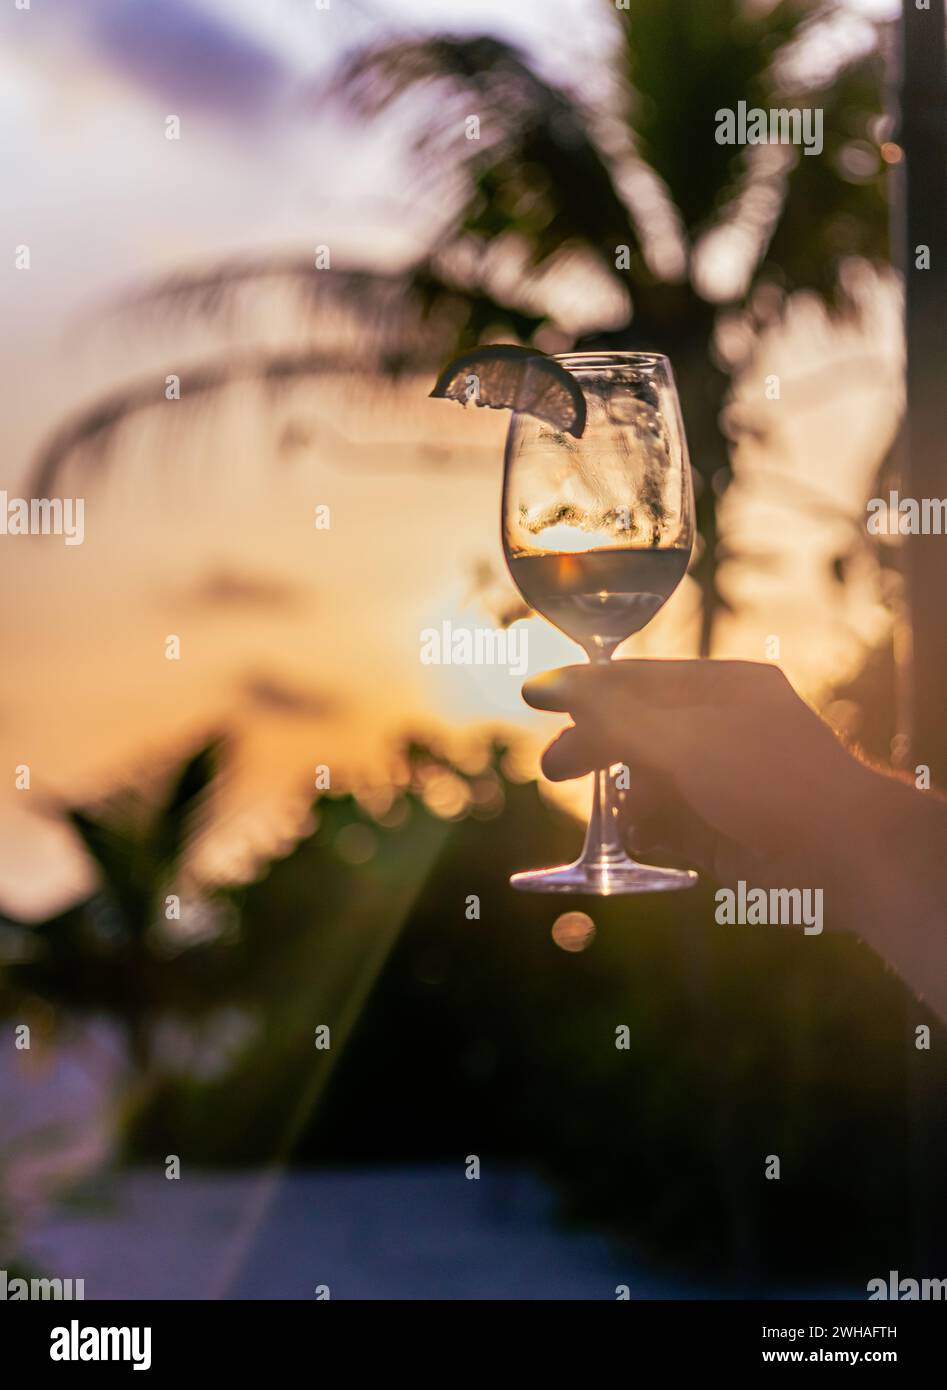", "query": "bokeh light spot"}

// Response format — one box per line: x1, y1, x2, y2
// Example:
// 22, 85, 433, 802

335, 823, 377, 865
551, 911, 596, 953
